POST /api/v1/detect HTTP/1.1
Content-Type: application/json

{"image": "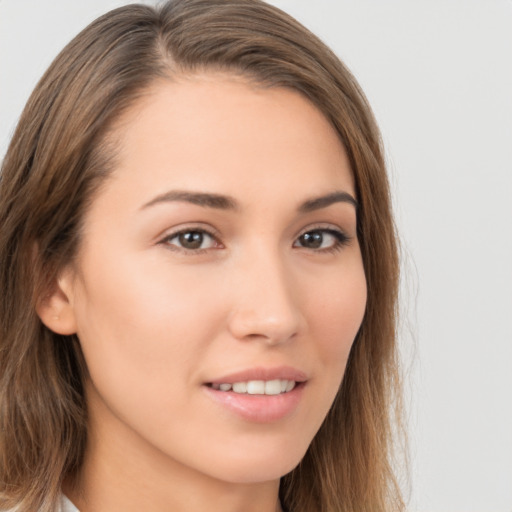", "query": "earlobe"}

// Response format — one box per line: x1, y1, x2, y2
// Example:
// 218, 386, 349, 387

36, 270, 78, 335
